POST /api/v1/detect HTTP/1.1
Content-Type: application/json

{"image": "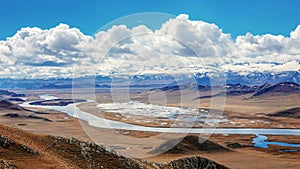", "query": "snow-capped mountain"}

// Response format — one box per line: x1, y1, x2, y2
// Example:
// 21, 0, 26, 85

0, 71, 299, 89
